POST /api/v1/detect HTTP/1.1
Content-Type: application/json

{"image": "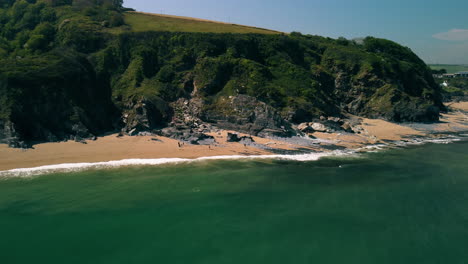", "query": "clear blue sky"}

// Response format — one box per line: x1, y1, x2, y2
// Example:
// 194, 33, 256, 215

124, 0, 468, 64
